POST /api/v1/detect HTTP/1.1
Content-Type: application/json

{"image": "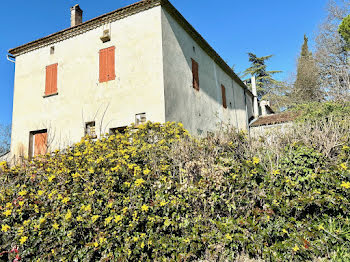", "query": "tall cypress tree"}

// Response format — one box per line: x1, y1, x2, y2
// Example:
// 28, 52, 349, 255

293, 35, 321, 102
